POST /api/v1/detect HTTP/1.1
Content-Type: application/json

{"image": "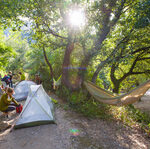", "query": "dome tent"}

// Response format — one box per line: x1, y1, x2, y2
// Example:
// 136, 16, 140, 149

14, 80, 36, 101
14, 84, 55, 129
